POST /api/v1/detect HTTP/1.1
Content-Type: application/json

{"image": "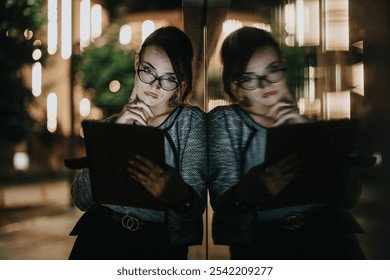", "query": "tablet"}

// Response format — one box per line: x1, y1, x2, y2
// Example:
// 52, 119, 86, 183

81, 120, 167, 210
